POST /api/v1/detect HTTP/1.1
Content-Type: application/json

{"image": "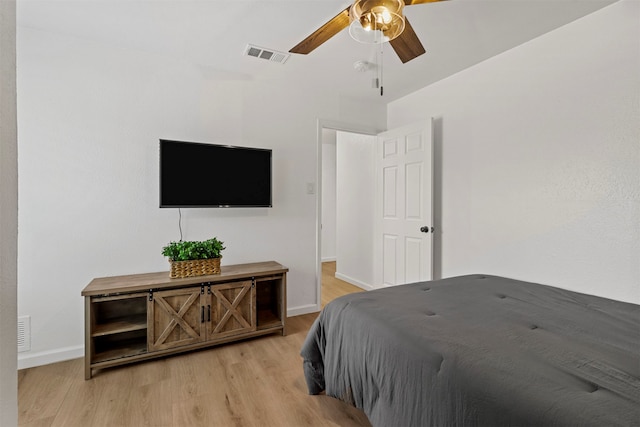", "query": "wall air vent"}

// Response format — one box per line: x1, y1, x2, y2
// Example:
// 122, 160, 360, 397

244, 44, 290, 64
18, 316, 31, 352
